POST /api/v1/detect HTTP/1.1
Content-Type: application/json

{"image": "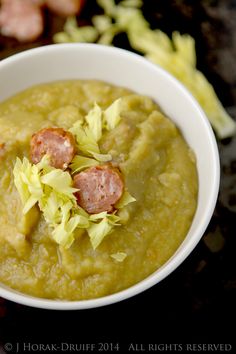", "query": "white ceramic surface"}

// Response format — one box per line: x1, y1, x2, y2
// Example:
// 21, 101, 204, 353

0, 44, 220, 310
